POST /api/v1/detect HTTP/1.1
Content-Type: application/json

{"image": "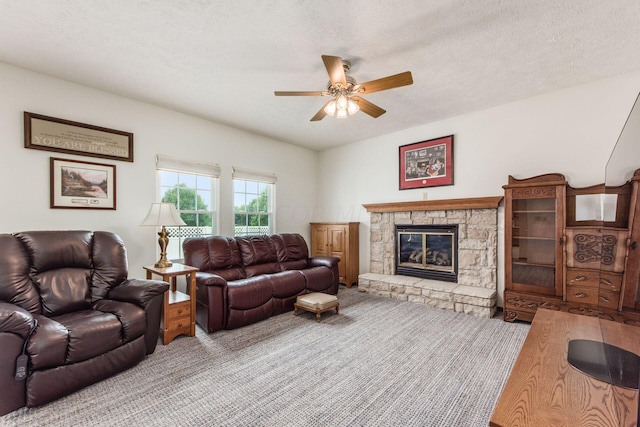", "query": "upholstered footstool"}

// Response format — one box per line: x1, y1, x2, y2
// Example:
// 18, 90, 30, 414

294, 292, 339, 322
